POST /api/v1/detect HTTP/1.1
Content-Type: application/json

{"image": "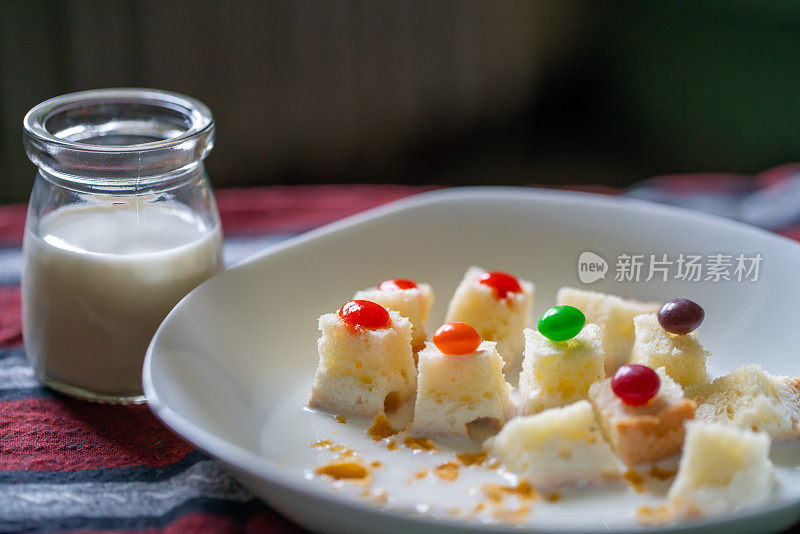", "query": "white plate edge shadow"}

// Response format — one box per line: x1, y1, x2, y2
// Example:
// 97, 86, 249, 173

143, 186, 800, 534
